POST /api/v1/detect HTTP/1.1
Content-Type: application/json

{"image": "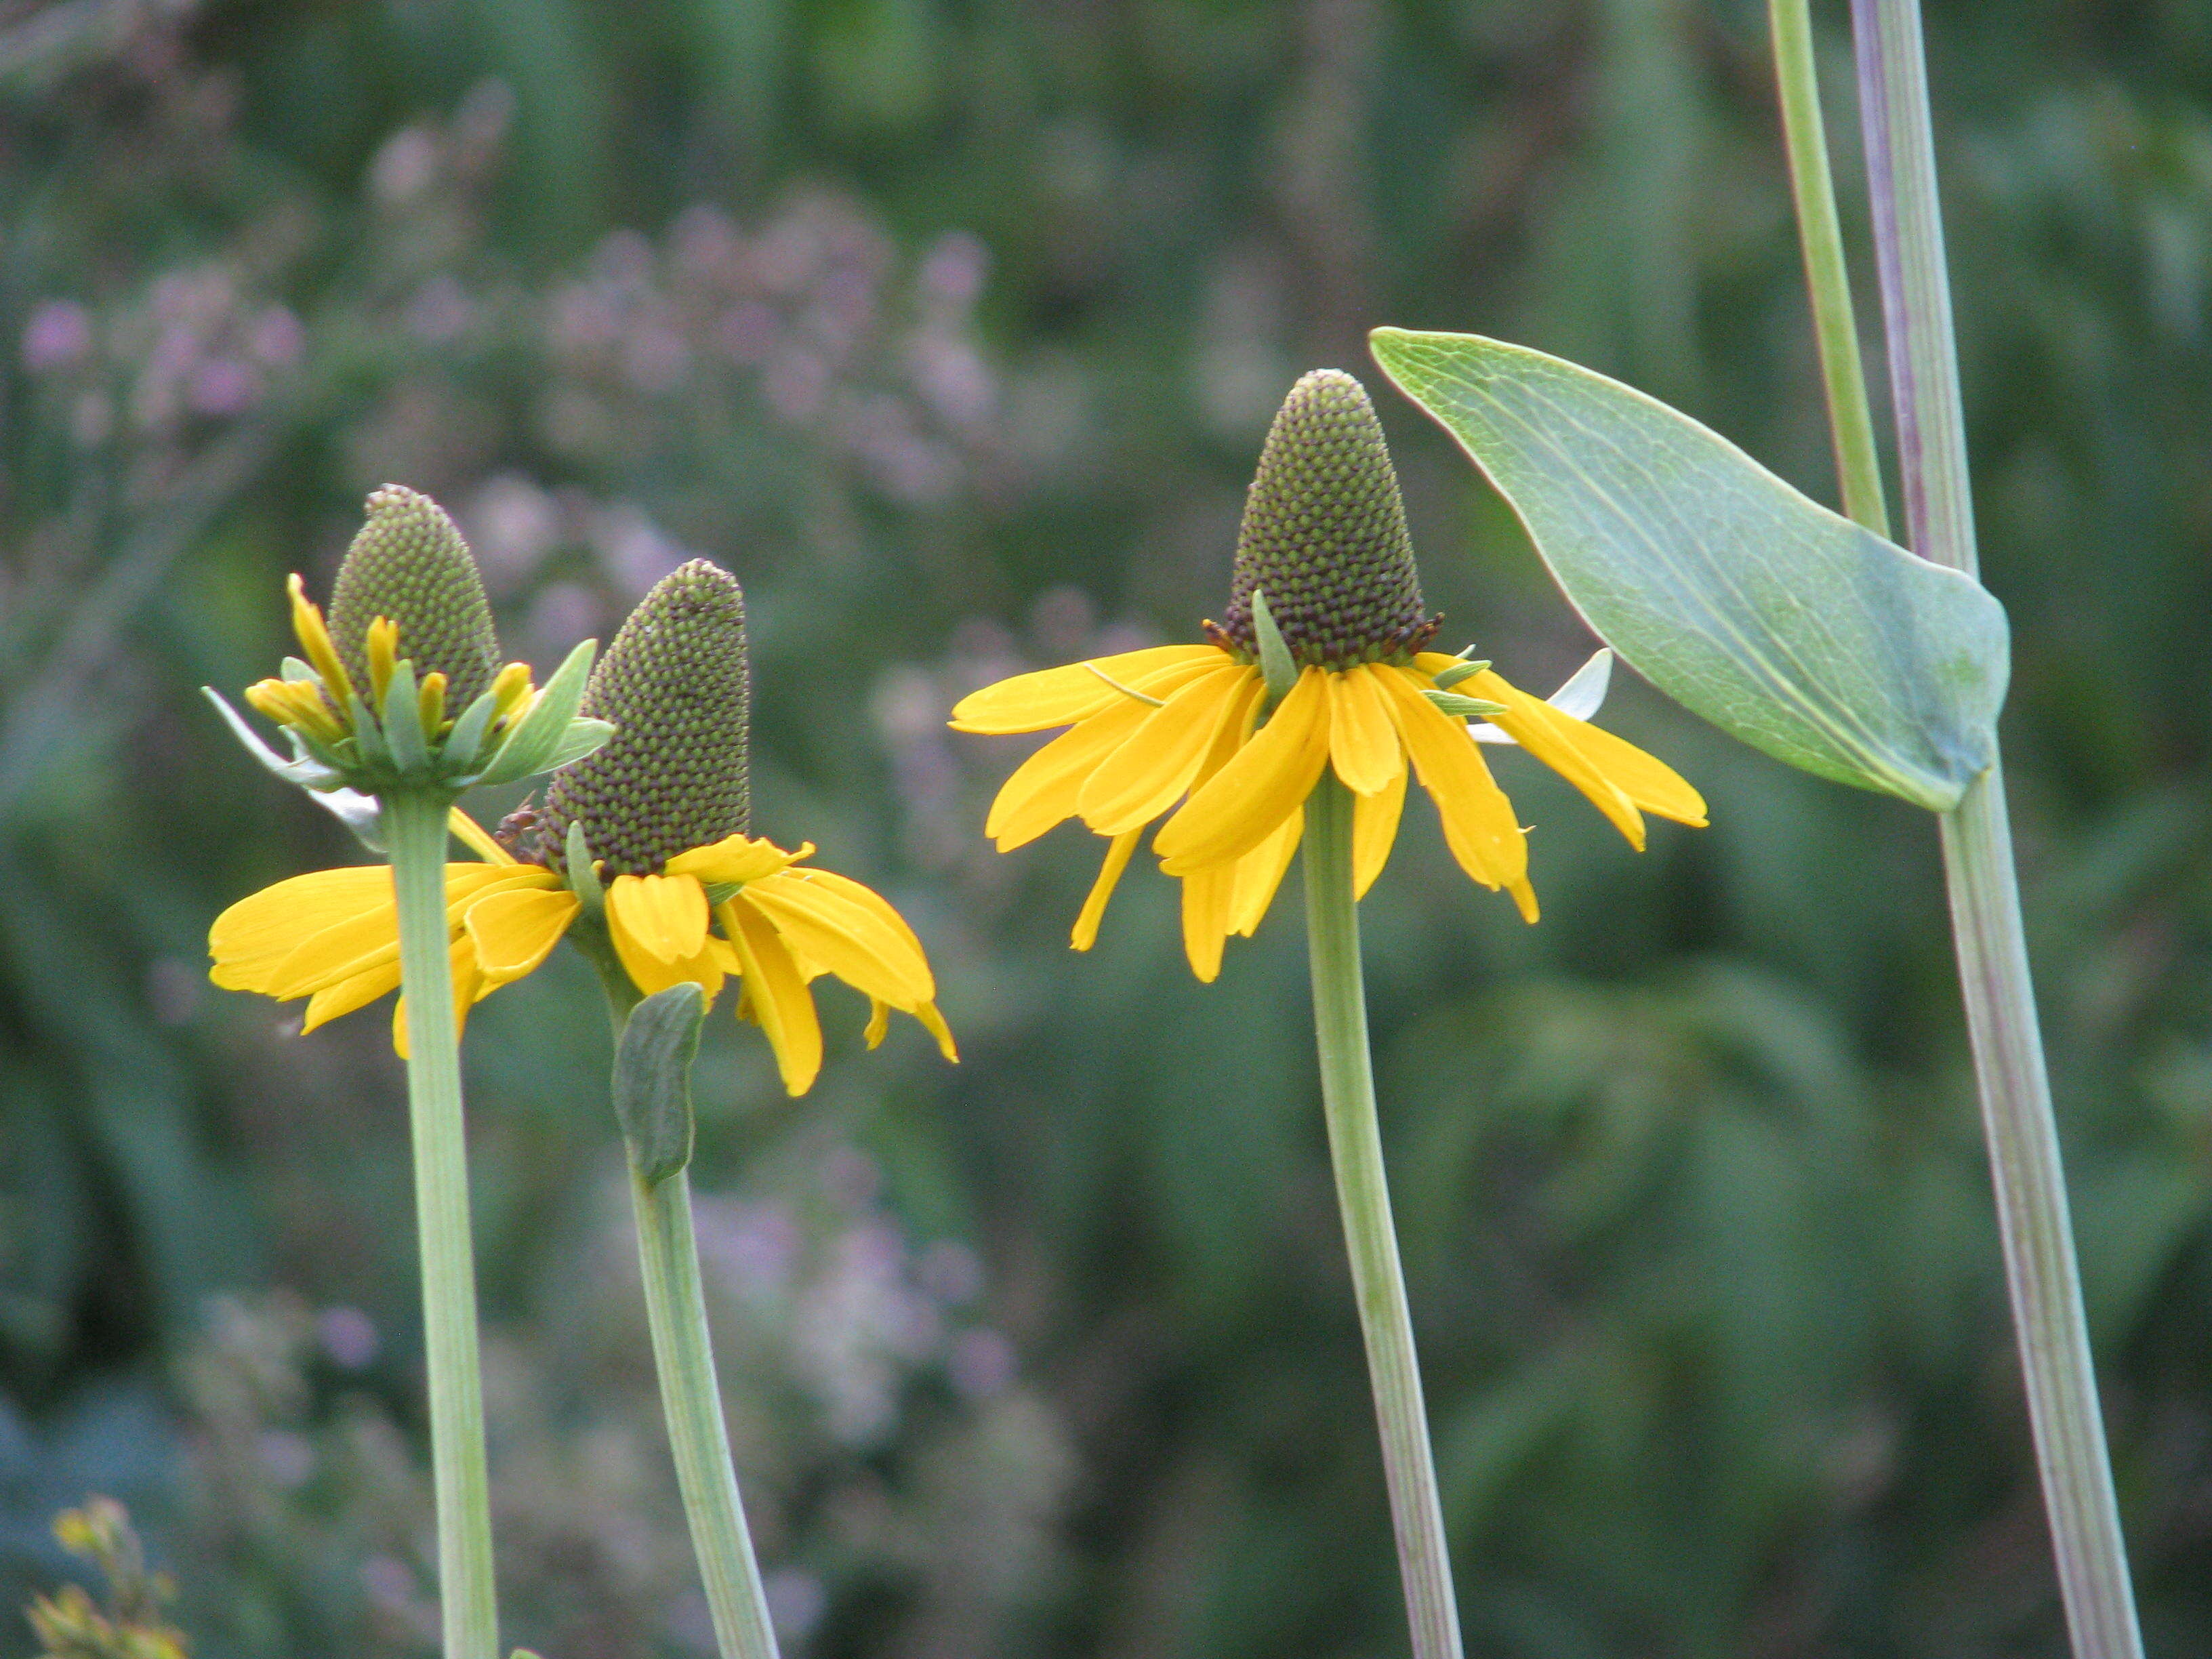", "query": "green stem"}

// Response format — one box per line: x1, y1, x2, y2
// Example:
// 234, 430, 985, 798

1768, 0, 1891, 537
592, 964, 781, 1659
1300, 775, 1462, 1659
384, 789, 499, 1659
1845, 1, 2144, 1651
